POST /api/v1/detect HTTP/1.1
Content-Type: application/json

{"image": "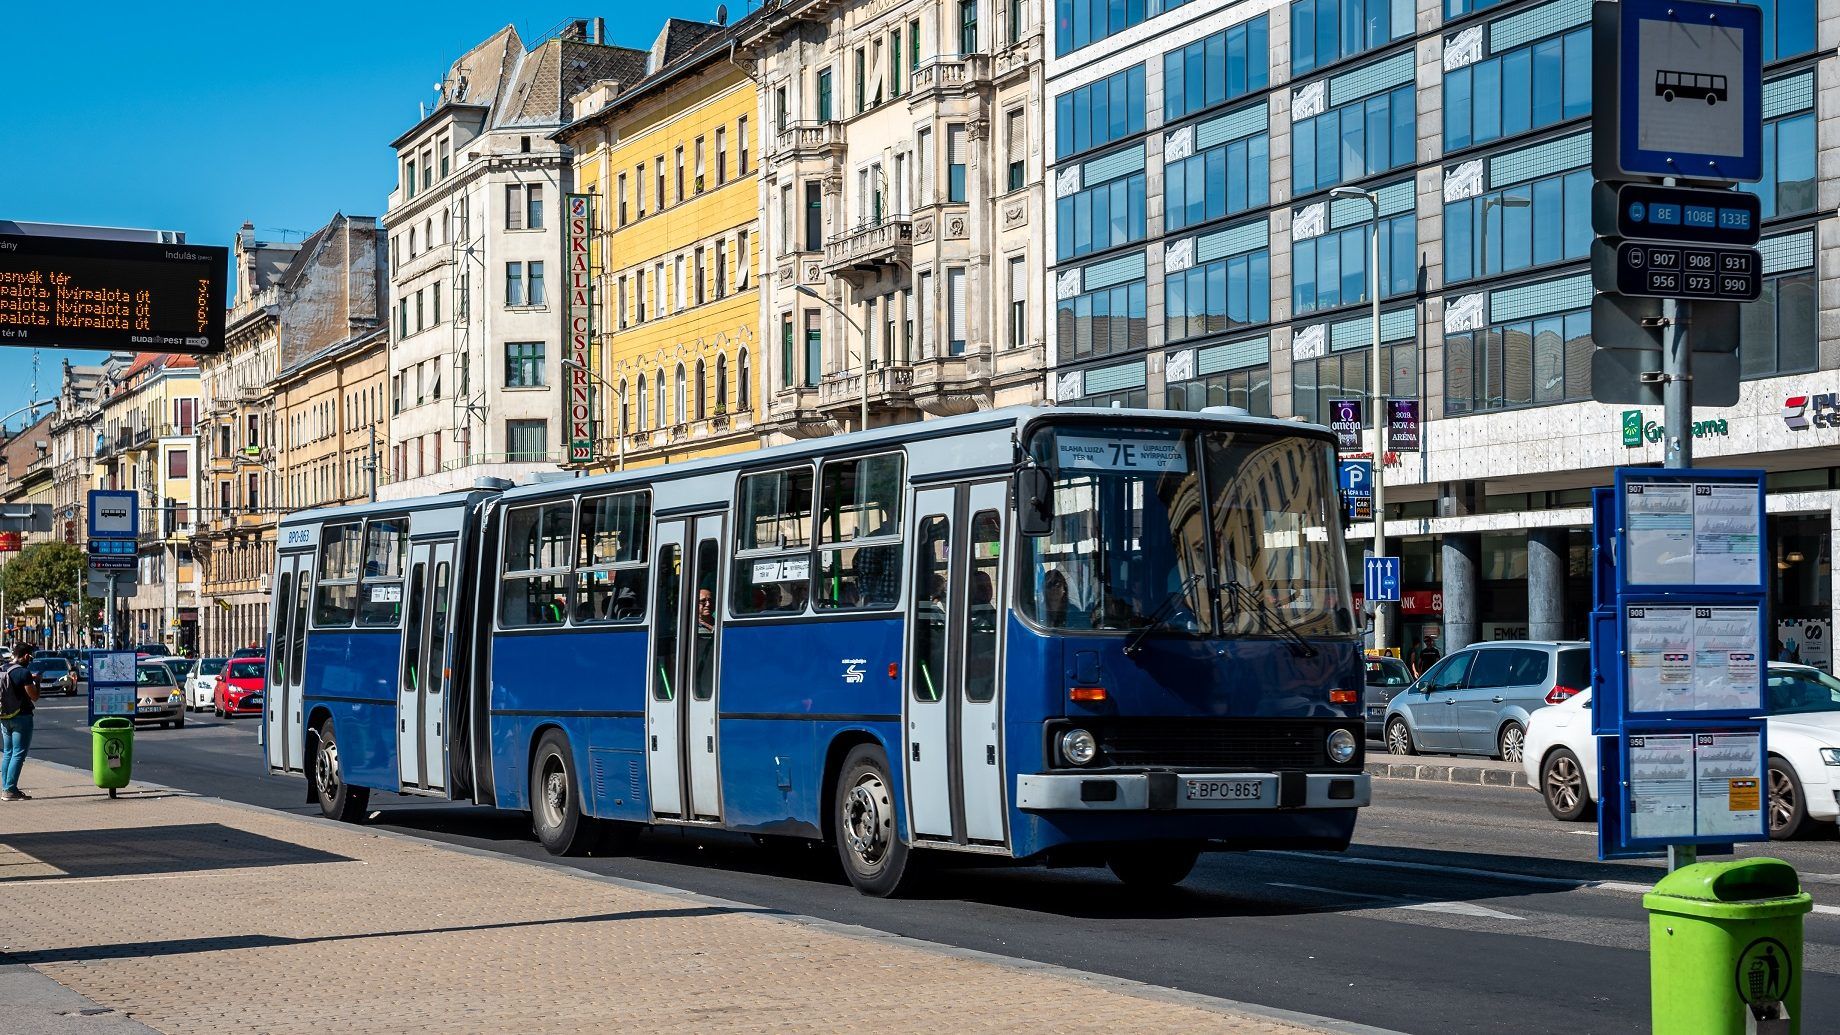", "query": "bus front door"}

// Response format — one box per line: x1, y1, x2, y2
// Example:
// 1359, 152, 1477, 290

647, 514, 726, 822
267, 551, 312, 774
905, 482, 1009, 847
397, 539, 456, 791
